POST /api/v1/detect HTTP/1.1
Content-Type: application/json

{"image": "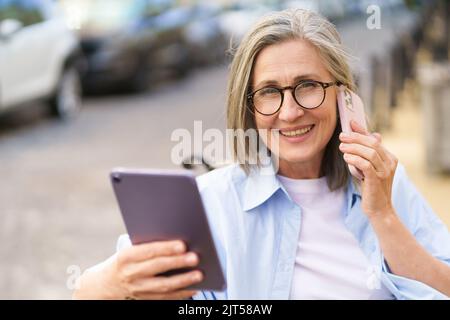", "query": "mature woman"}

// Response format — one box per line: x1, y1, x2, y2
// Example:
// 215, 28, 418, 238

73, 9, 450, 300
